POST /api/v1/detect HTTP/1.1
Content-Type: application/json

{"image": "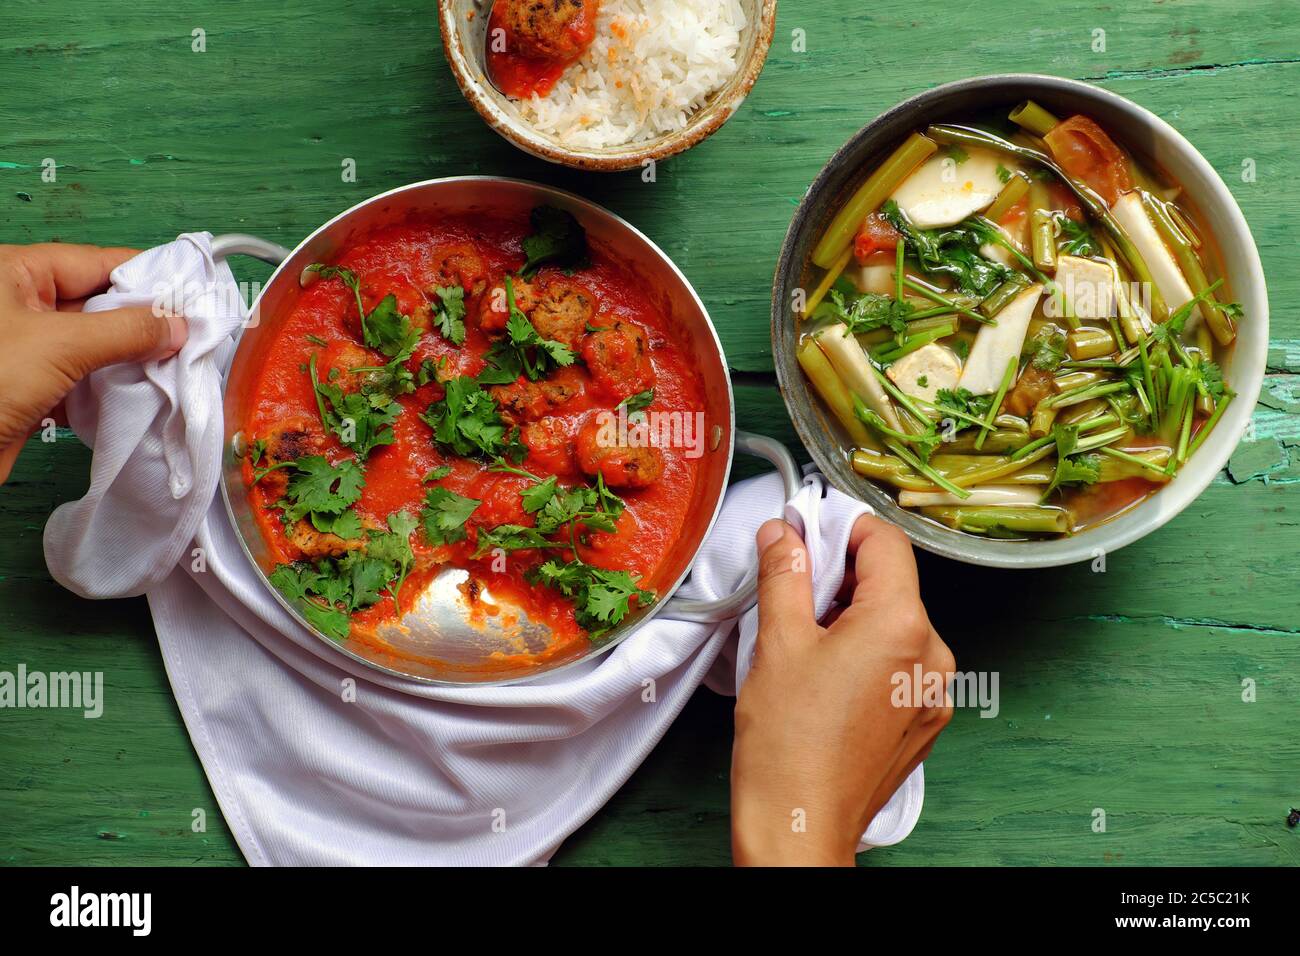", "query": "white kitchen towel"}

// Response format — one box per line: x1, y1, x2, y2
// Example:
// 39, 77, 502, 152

42, 235, 924, 866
